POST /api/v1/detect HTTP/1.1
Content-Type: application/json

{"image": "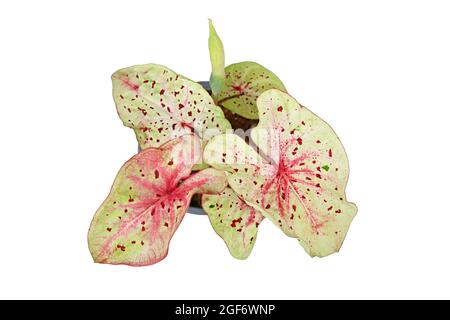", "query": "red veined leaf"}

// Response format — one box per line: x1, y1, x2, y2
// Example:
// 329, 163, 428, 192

88, 135, 227, 266
204, 90, 357, 257
216, 62, 286, 120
